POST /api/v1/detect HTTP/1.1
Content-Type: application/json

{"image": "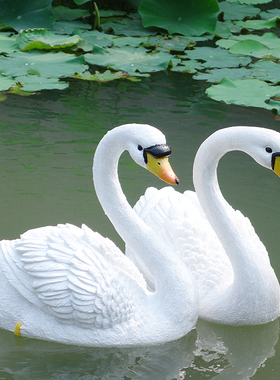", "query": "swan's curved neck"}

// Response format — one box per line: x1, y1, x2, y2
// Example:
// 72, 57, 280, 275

93, 126, 197, 322
93, 128, 153, 250
193, 128, 264, 272
193, 127, 279, 322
